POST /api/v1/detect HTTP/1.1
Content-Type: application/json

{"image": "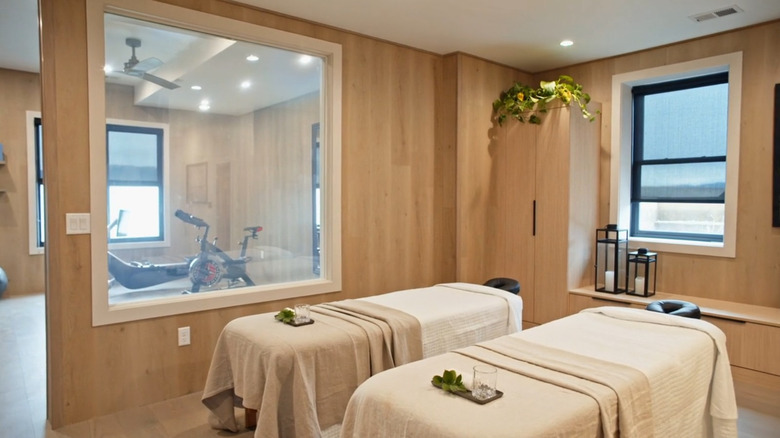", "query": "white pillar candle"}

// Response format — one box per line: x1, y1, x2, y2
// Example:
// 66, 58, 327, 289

635, 276, 645, 294
605, 270, 614, 292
